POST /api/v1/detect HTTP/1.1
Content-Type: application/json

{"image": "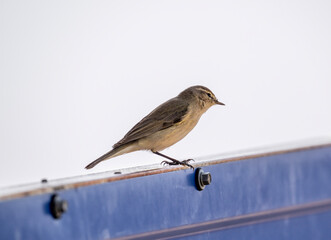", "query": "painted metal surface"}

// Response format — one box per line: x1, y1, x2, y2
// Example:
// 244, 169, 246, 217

0, 143, 331, 239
